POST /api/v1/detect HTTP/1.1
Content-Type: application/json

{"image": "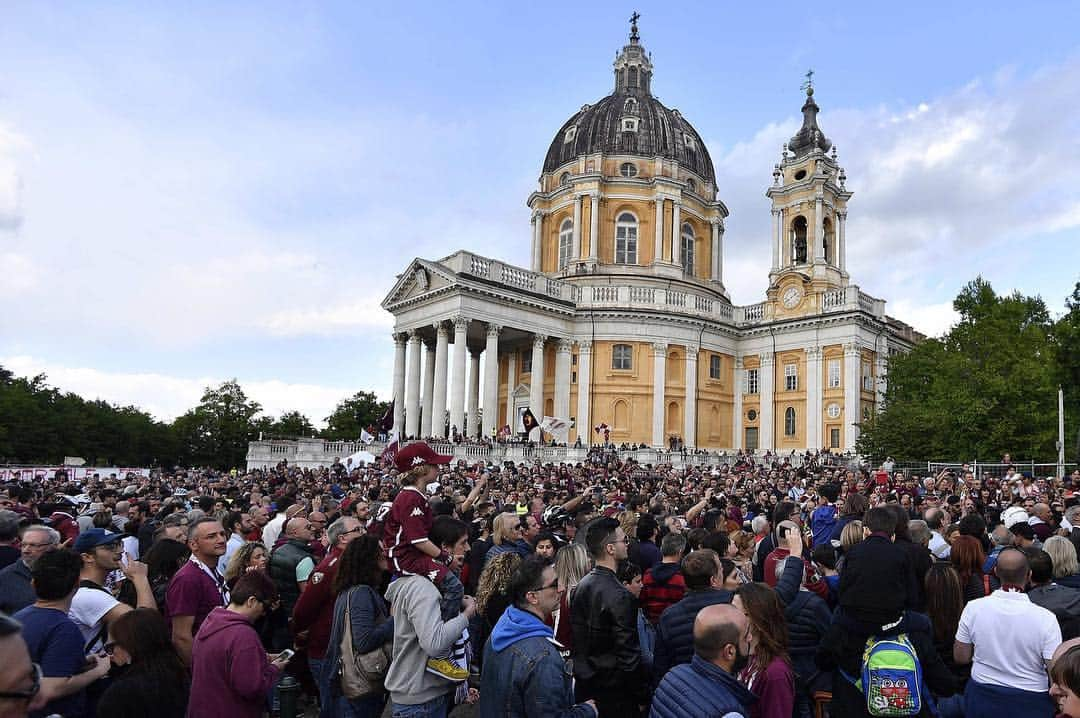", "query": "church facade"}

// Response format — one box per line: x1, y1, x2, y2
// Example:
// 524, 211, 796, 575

381, 21, 921, 452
